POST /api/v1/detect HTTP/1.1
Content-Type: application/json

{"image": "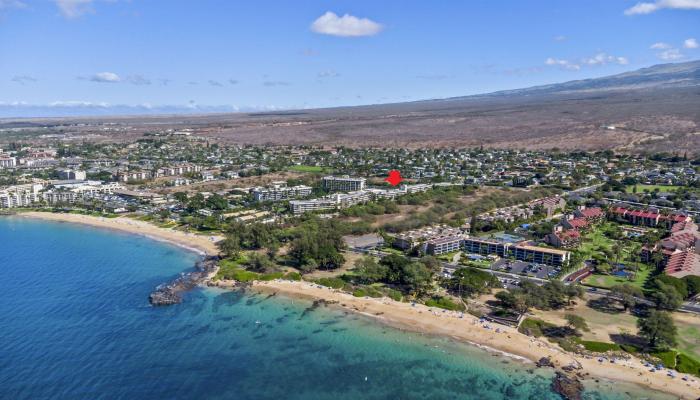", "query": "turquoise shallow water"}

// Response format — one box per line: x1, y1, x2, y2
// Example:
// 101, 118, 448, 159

0, 217, 670, 399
